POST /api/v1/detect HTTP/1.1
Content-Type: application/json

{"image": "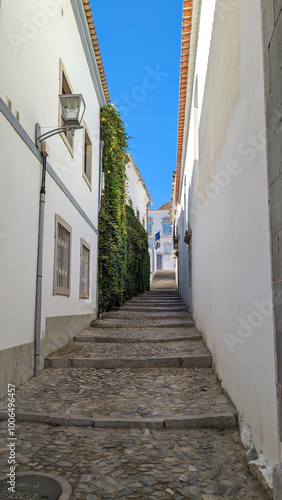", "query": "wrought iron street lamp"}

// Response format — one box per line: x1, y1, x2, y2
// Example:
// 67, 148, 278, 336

35, 93, 86, 147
